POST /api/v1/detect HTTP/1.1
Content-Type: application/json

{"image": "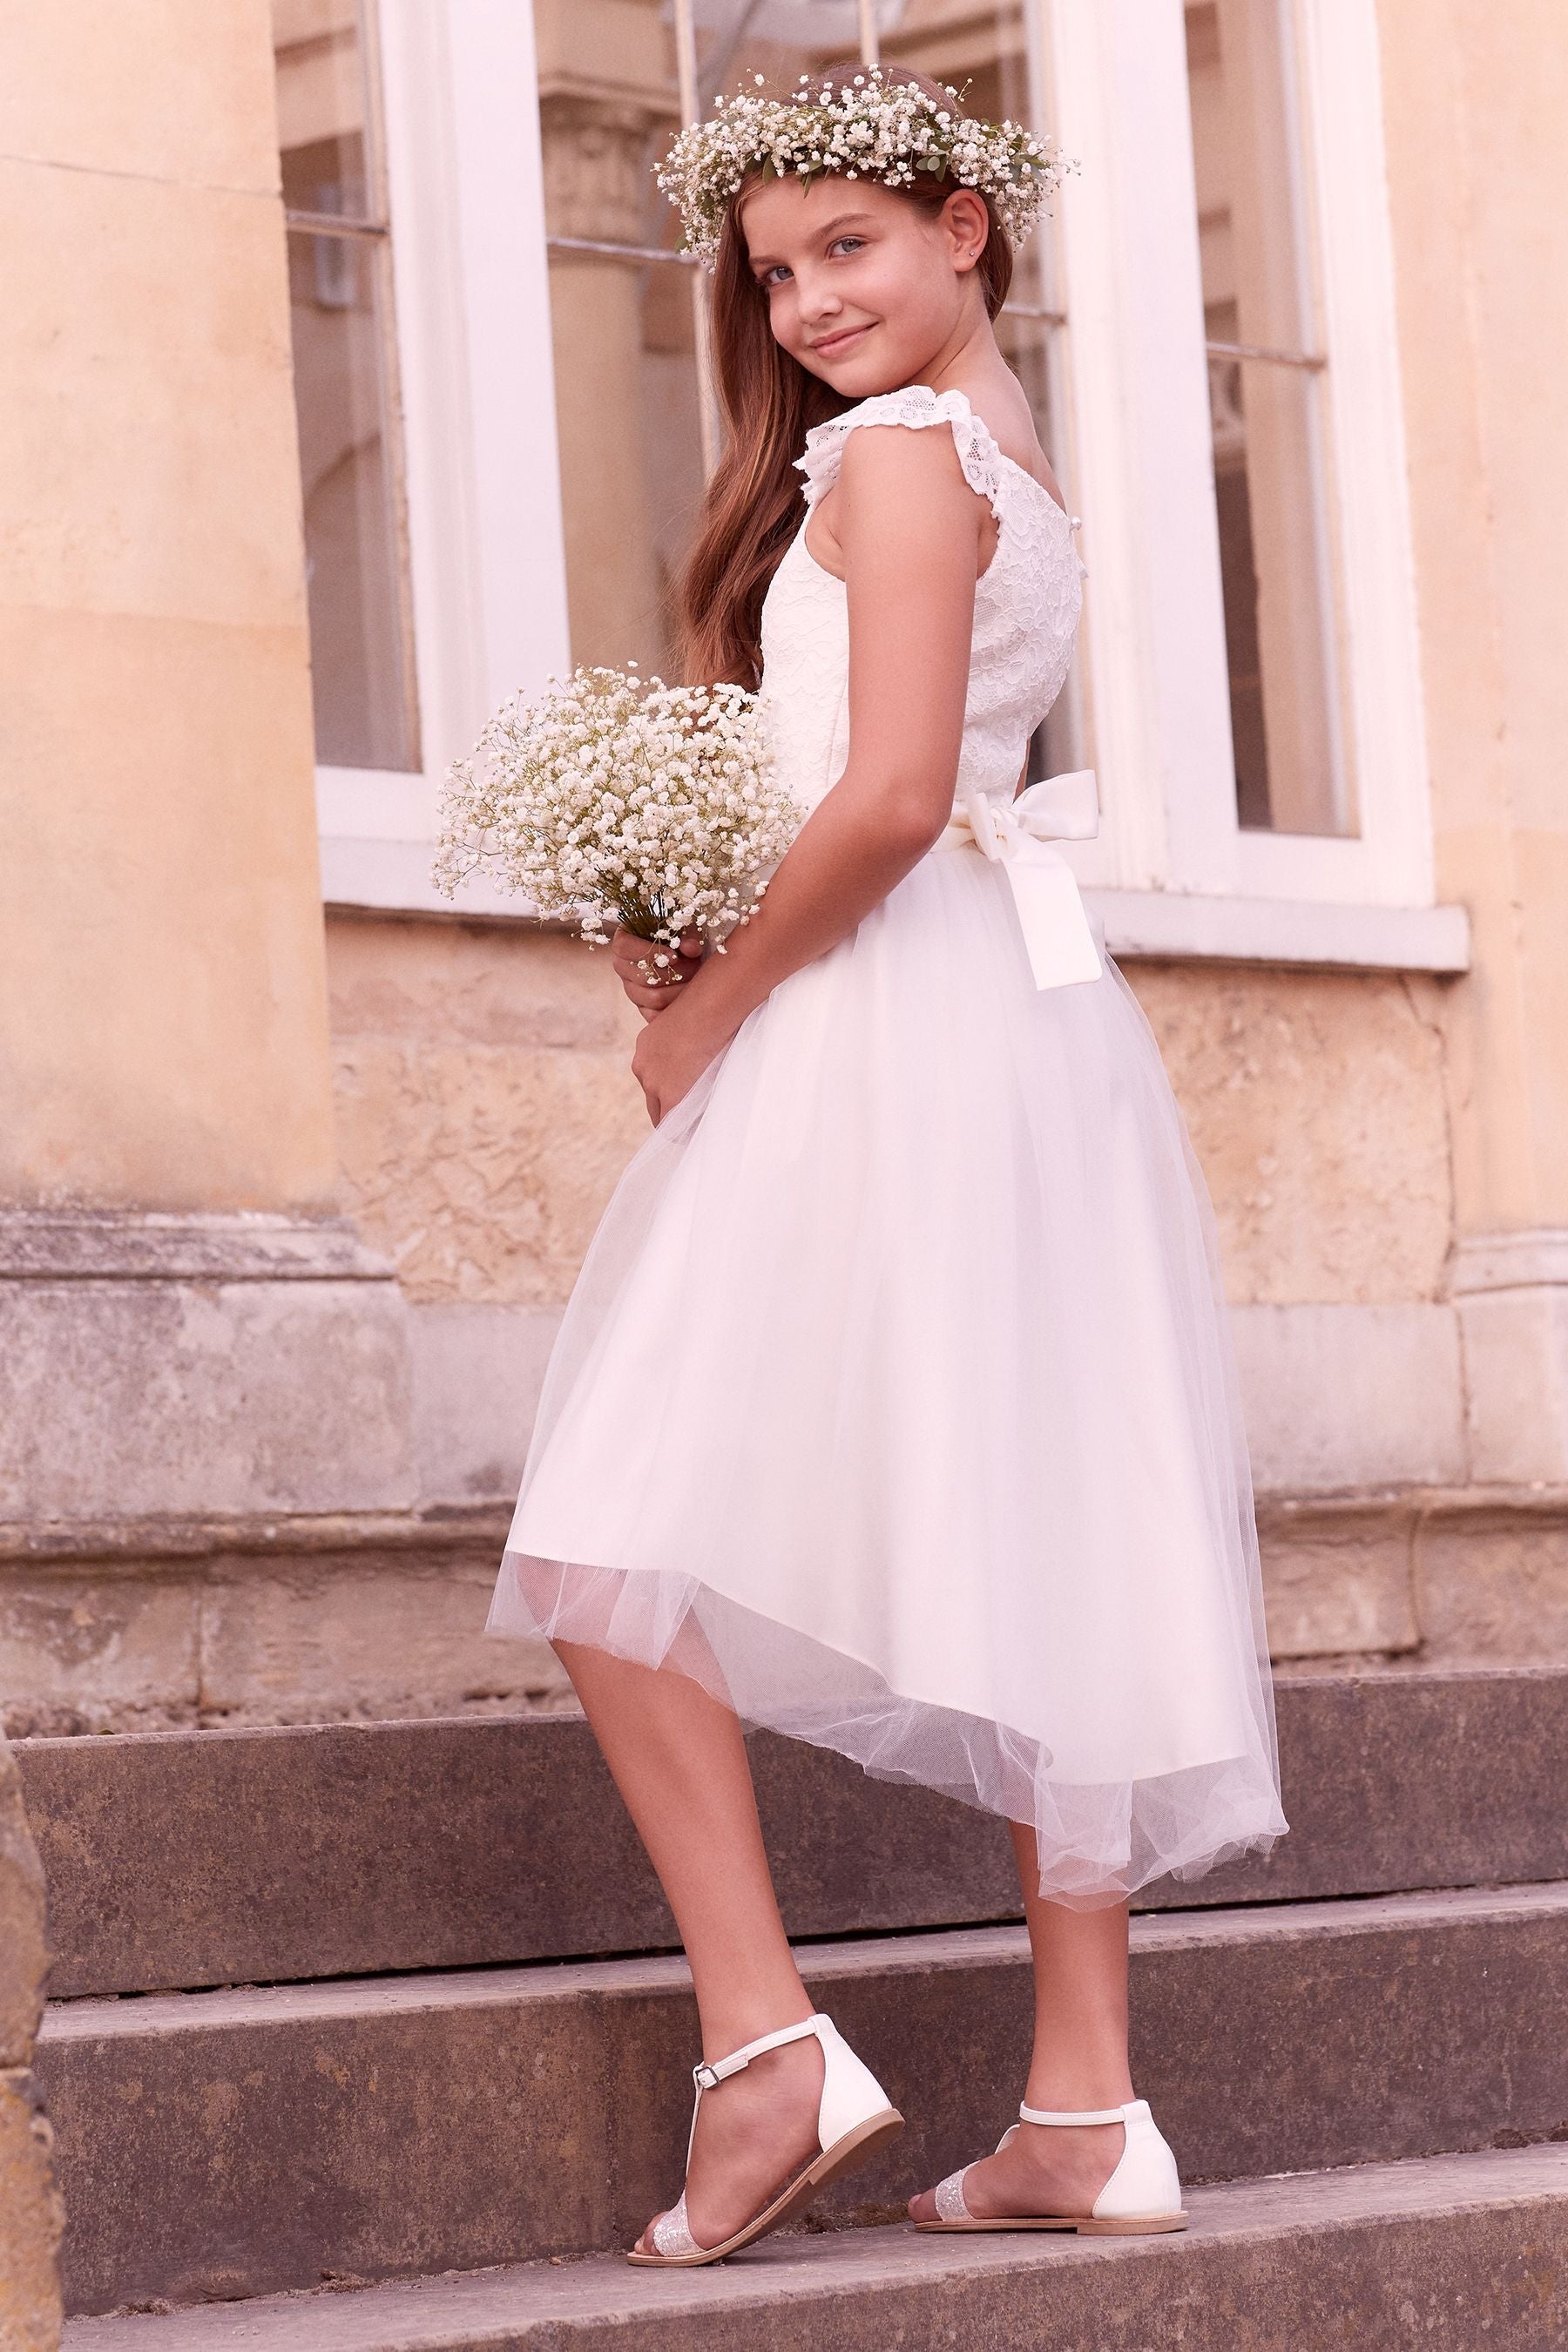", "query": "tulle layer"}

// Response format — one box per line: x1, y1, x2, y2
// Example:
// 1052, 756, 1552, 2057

487, 839, 1290, 1907
491, 1550, 1286, 1909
